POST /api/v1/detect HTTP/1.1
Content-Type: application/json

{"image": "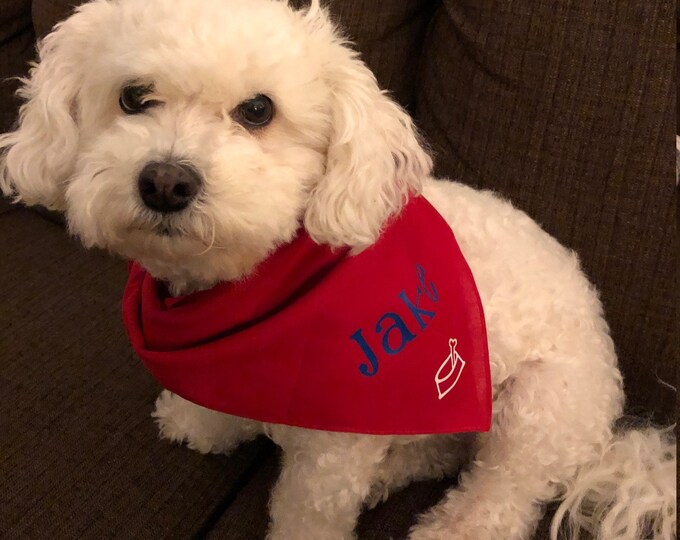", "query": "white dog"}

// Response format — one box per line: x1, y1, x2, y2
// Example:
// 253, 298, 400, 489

1, 1, 675, 539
